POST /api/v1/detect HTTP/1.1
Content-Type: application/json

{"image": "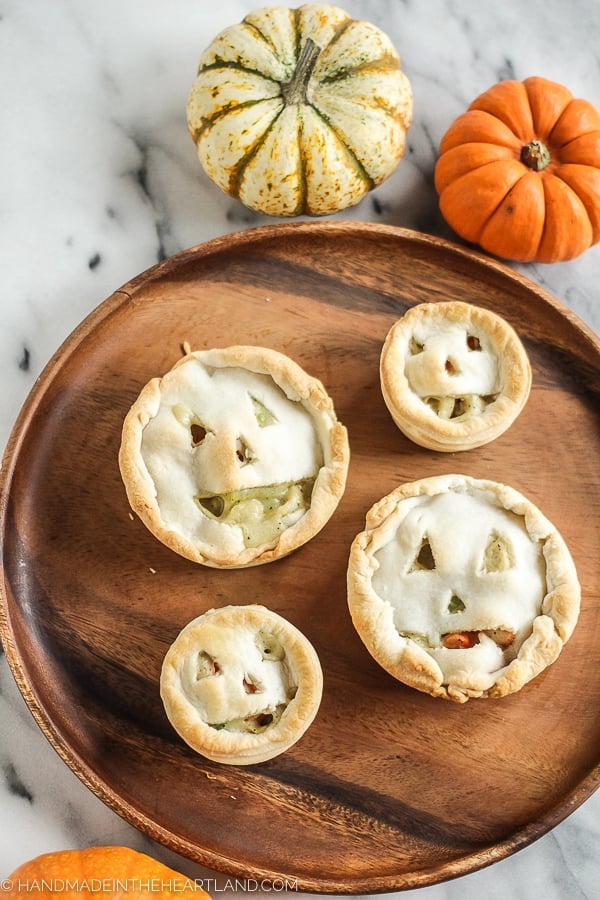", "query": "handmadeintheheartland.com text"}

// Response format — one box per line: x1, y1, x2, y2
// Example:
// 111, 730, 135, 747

1, 876, 299, 894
